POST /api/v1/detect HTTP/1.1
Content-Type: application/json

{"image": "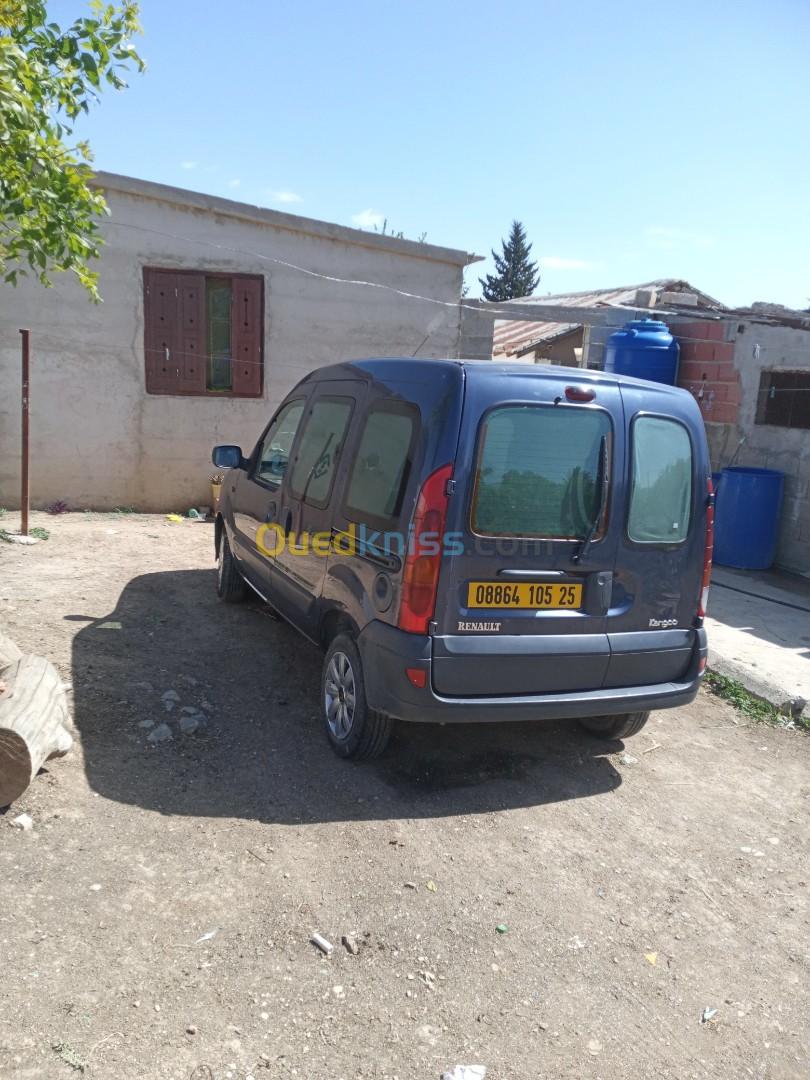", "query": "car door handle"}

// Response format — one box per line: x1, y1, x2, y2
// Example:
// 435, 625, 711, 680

596, 571, 613, 612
